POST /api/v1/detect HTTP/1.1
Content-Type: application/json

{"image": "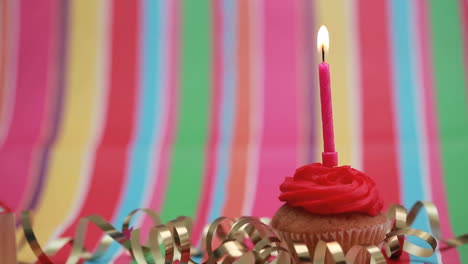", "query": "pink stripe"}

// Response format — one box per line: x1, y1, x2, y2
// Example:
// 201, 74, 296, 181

0, 0, 9, 117
191, 0, 222, 244
0, 0, 56, 211
416, 0, 460, 262
303, 0, 318, 163
251, 0, 299, 217
140, 0, 179, 234
295, 0, 308, 165
0, 0, 18, 146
